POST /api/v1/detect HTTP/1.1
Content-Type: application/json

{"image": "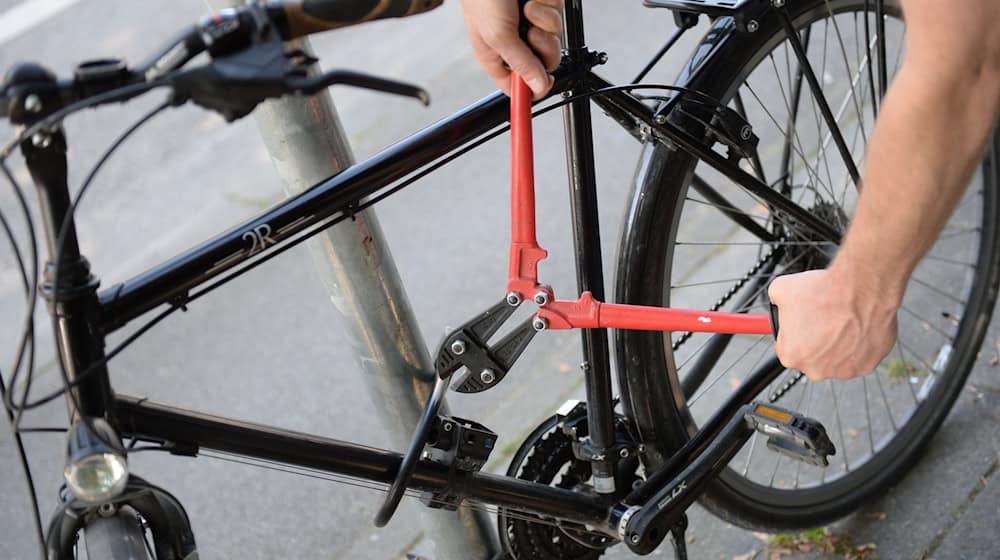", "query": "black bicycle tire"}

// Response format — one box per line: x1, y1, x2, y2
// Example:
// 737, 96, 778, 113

82, 508, 154, 560
616, 0, 1000, 531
